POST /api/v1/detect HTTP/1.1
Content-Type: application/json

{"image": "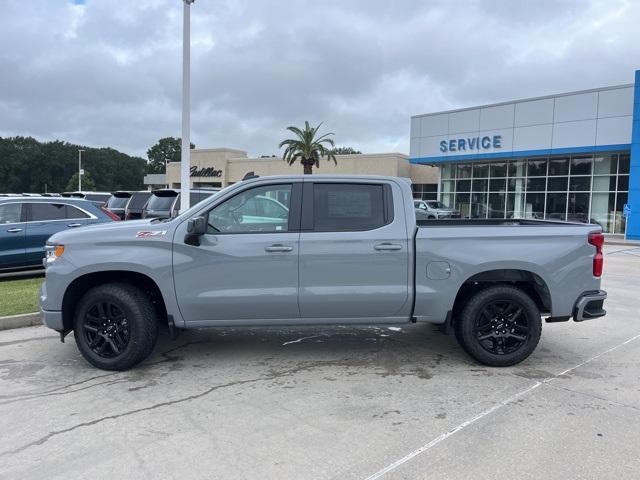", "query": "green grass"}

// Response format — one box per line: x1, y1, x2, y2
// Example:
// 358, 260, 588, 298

0, 277, 44, 317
